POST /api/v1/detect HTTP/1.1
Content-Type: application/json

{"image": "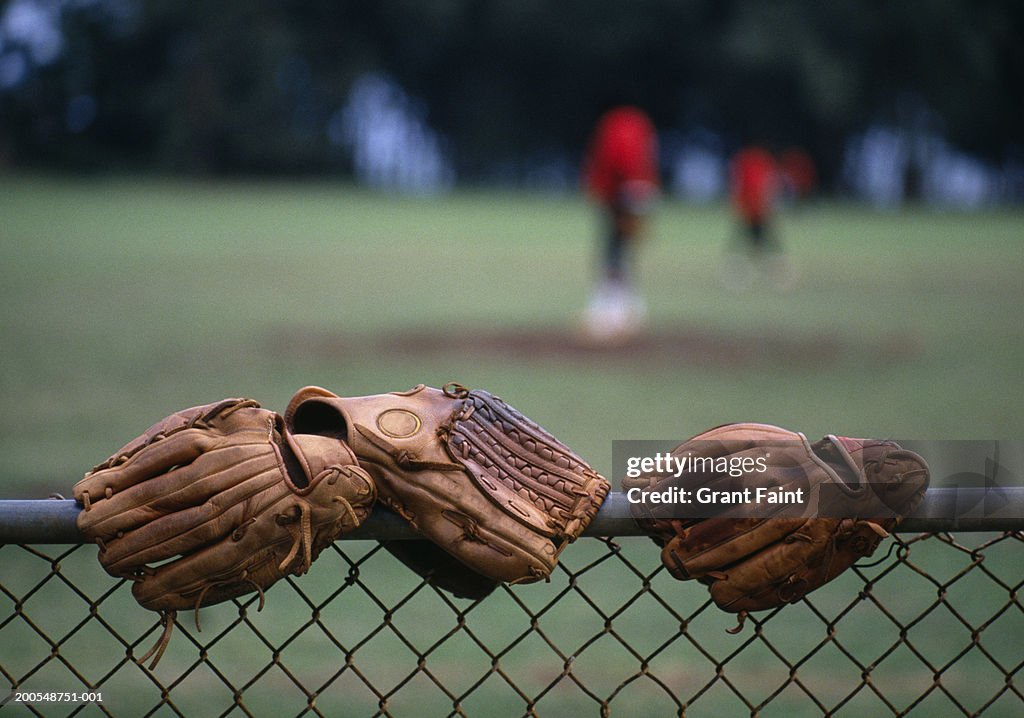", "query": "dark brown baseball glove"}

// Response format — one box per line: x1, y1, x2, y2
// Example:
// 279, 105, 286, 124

622, 423, 928, 629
